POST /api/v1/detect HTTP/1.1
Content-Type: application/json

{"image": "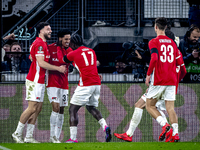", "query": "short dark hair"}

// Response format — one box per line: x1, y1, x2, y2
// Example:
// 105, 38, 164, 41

57, 28, 72, 38
186, 24, 200, 37
155, 17, 168, 30
36, 22, 50, 33
70, 33, 83, 46
10, 42, 22, 50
